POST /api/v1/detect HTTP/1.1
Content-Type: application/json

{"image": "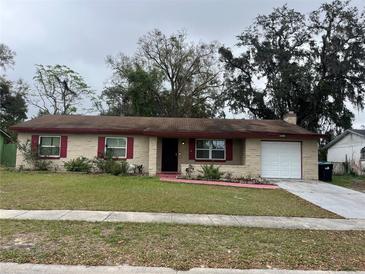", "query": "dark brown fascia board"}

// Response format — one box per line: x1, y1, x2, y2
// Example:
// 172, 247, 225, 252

10, 126, 323, 139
